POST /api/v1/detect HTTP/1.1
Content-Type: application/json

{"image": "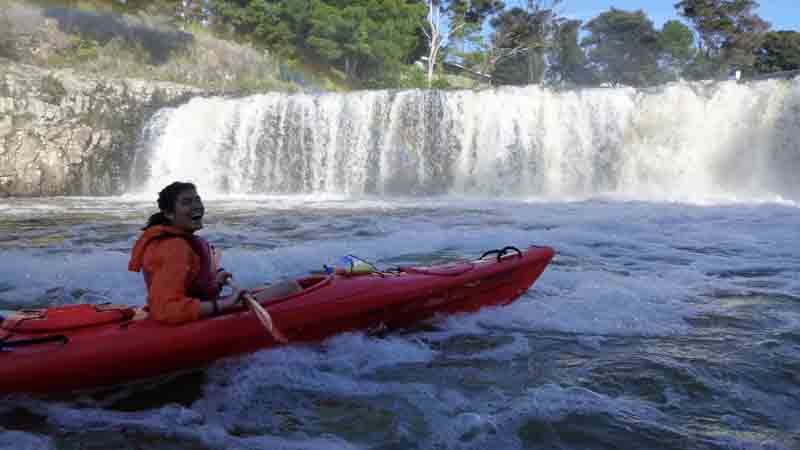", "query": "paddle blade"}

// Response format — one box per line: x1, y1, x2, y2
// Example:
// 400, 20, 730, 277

246, 297, 288, 344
